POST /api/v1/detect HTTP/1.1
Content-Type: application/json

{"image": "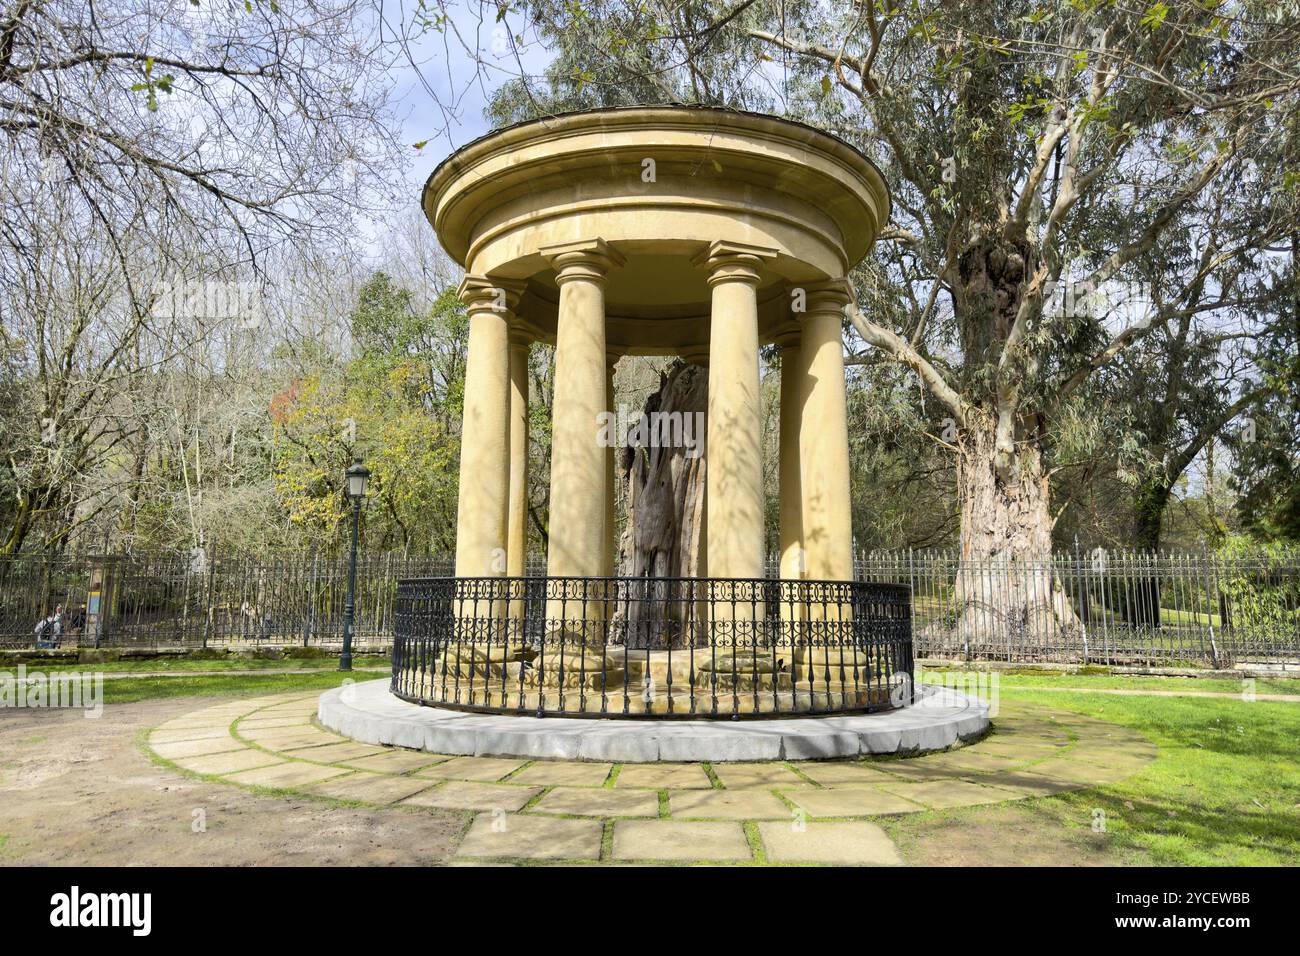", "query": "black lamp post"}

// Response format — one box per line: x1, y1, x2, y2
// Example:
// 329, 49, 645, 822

340, 457, 370, 672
